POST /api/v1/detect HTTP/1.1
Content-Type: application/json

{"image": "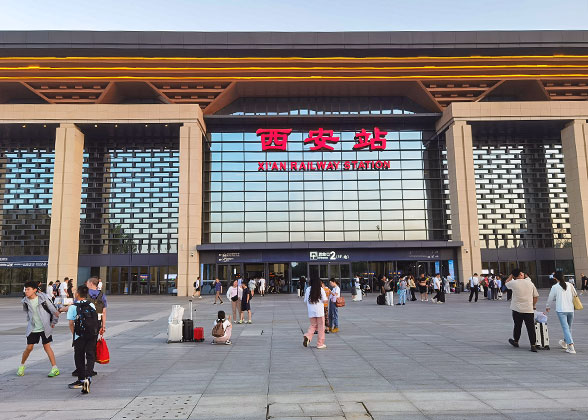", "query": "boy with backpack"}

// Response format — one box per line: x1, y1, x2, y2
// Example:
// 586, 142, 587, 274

18, 281, 61, 378
67, 285, 99, 394
211, 310, 232, 345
